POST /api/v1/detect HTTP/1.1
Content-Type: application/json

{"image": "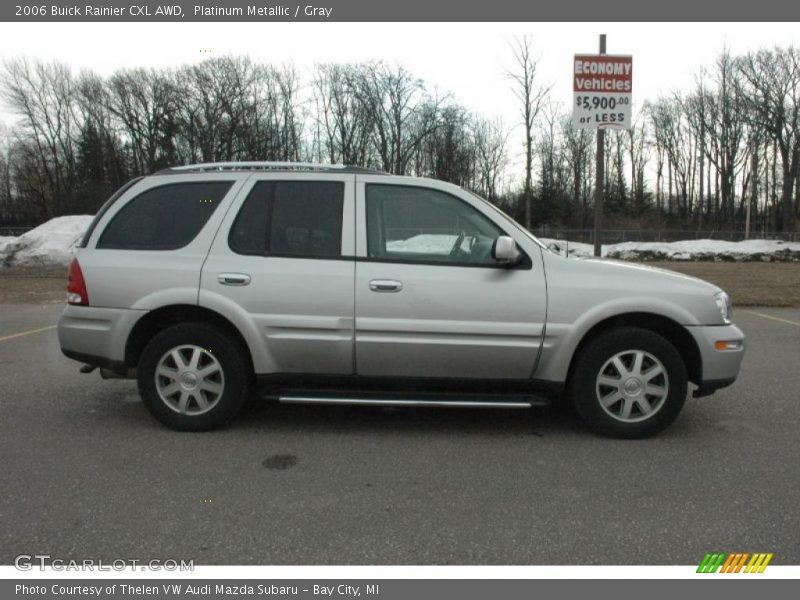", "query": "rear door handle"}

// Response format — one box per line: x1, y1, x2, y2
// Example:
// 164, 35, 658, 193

218, 273, 251, 286
369, 279, 403, 293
